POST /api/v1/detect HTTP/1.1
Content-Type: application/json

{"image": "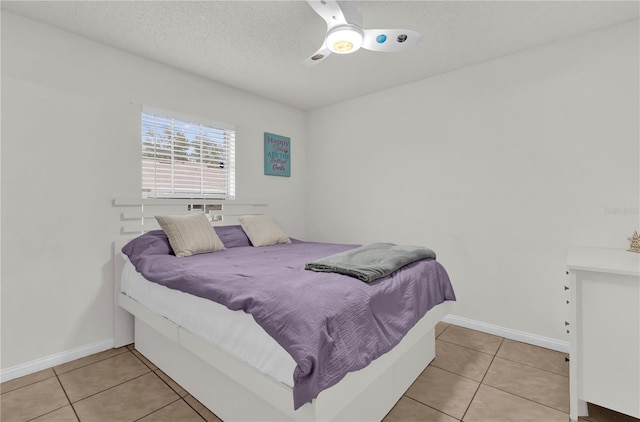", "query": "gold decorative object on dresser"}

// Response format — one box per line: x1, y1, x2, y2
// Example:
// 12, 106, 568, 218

627, 230, 640, 253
